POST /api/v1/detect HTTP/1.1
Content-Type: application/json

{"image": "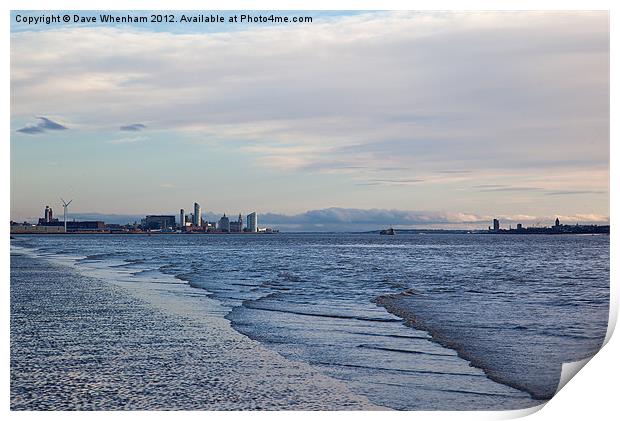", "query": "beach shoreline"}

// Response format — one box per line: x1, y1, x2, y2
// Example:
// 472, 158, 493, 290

10, 248, 383, 410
